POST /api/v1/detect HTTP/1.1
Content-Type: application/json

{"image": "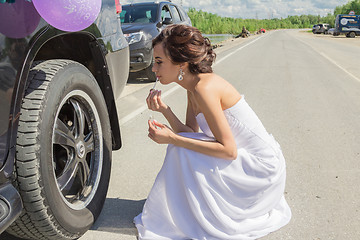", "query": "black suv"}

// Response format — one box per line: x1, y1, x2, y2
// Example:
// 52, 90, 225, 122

0, 0, 129, 239
120, 1, 192, 81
